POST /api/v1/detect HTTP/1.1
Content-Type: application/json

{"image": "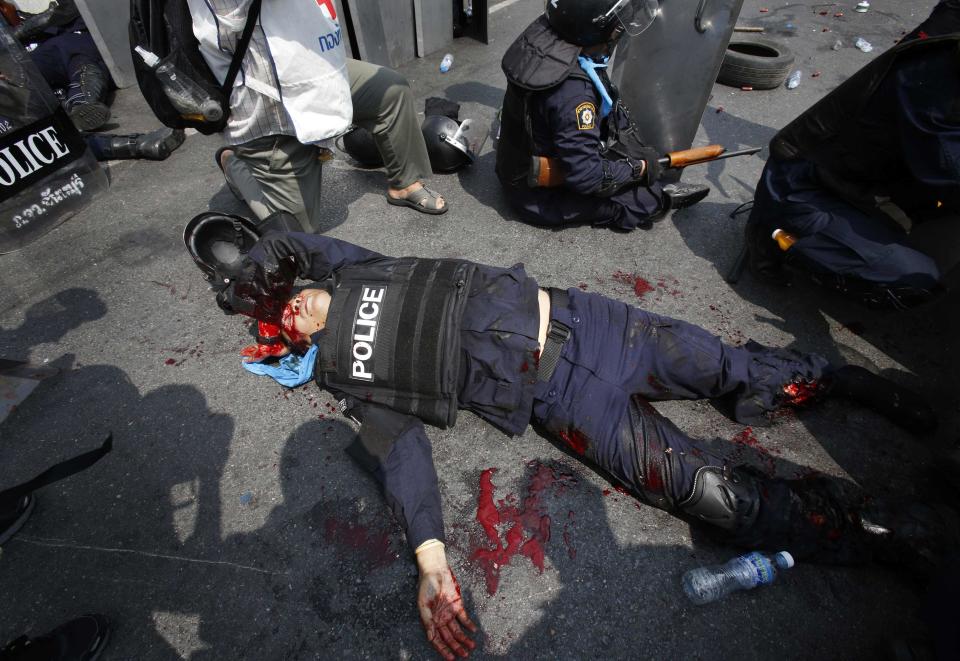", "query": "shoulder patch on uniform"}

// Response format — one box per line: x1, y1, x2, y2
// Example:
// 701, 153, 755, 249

575, 102, 596, 130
